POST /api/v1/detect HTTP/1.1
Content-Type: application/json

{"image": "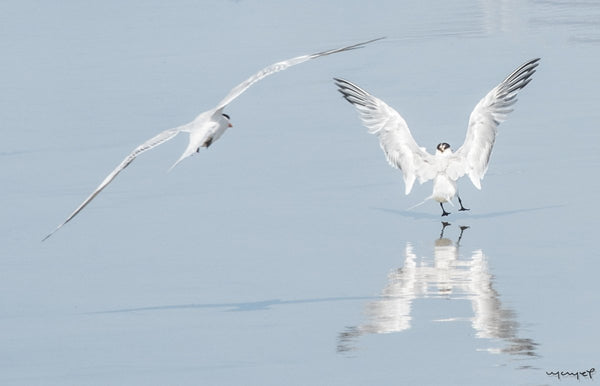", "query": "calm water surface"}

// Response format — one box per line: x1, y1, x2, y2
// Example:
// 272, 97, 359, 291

1, 1, 599, 385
